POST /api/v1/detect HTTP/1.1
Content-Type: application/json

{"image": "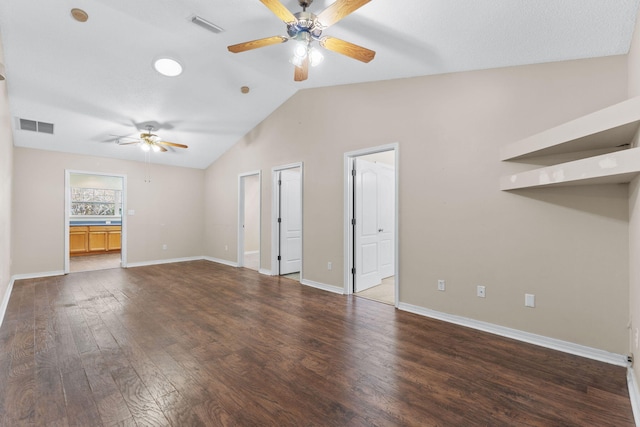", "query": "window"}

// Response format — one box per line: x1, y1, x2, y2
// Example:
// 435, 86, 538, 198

71, 188, 122, 216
